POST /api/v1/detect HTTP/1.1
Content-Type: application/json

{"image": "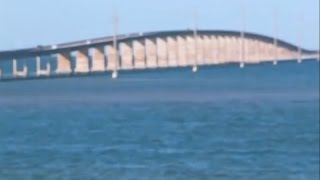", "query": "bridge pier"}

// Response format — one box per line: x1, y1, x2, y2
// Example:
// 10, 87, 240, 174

186, 36, 196, 67
251, 38, 258, 63
167, 36, 178, 67
56, 52, 72, 74
243, 37, 249, 65
253, 39, 261, 63
210, 36, 218, 64
133, 40, 146, 69
217, 36, 225, 64
231, 36, 238, 63
246, 38, 253, 63
90, 47, 106, 72
255, 39, 262, 63
197, 36, 205, 65
268, 42, 275, 62
260, 43, 272, 62
248, 38, 258, 64
13, 59, 28, 78
277, 47, 284, 61
120, 42, 133, 70
74, 49, 90, 74
145, 38, 158, 68
232, 36, 239, 63
224, 36, 231, 63
177, 36, 187, 67
36, 56, 50, 76
203, 35, 211, 64
256, 40, 264, 61
106, 45, 119, 71
233, 37, 240, 64
157, 37, 168, 68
